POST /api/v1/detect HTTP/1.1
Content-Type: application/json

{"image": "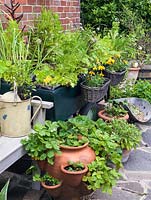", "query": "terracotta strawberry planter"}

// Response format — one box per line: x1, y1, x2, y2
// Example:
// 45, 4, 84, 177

98, 109, 129, 121
45, 142, 95, 180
